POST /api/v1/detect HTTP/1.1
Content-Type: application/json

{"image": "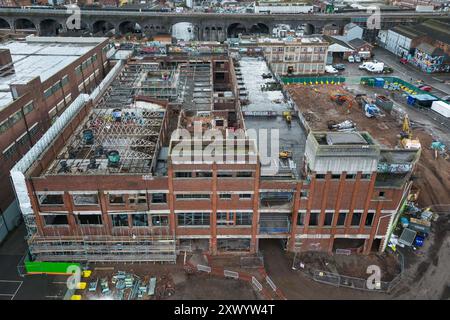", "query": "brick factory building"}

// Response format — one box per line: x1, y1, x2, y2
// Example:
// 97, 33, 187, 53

10, 50, 420, 262
0, 35, 113, 243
